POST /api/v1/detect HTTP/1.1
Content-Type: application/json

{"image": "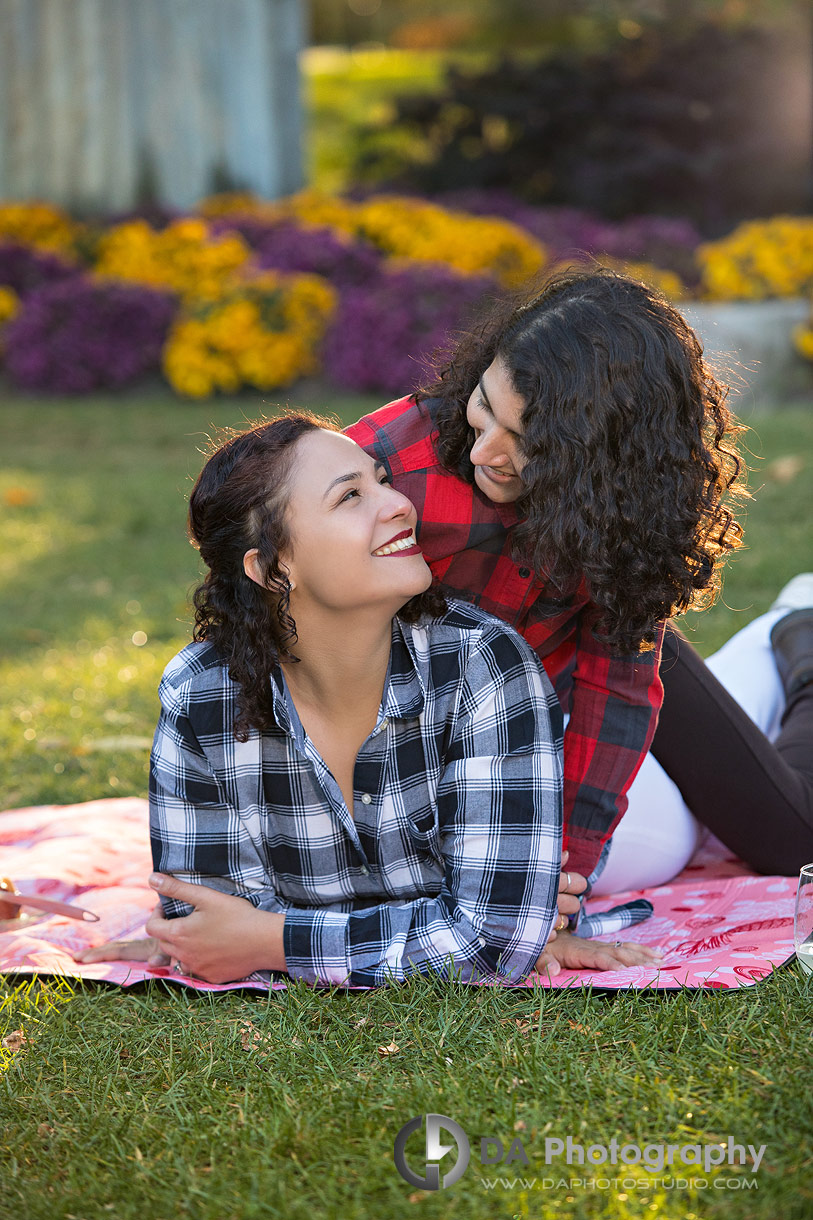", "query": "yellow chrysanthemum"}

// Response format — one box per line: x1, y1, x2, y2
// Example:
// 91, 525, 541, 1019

0, 285, 20, 325
162, 271, 336, 399
95, 219, 251, 303
353, 195, 546, 287
0, 201, 80, 252
698, 217, 813, 301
